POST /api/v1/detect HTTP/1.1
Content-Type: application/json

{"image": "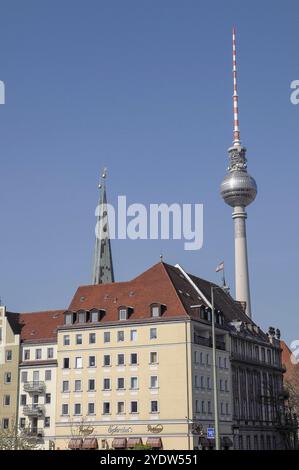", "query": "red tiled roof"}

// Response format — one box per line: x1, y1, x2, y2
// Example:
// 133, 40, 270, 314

68, 262, 188, 321
19, 310, 64, 341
